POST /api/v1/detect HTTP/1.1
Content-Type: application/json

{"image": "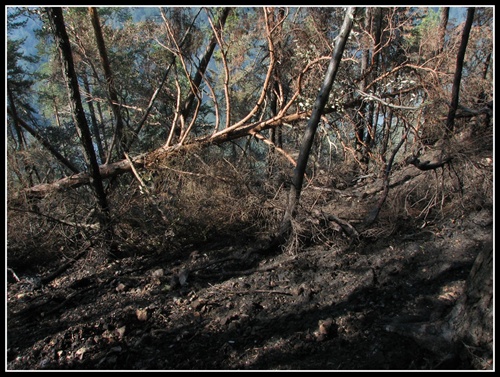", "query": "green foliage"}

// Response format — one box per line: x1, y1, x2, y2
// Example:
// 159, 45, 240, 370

403, 8, 440, 51
7, 7, 29, 32
7, 29, 40, 143
7, 7, 40, 105
7, 39, 38, 90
